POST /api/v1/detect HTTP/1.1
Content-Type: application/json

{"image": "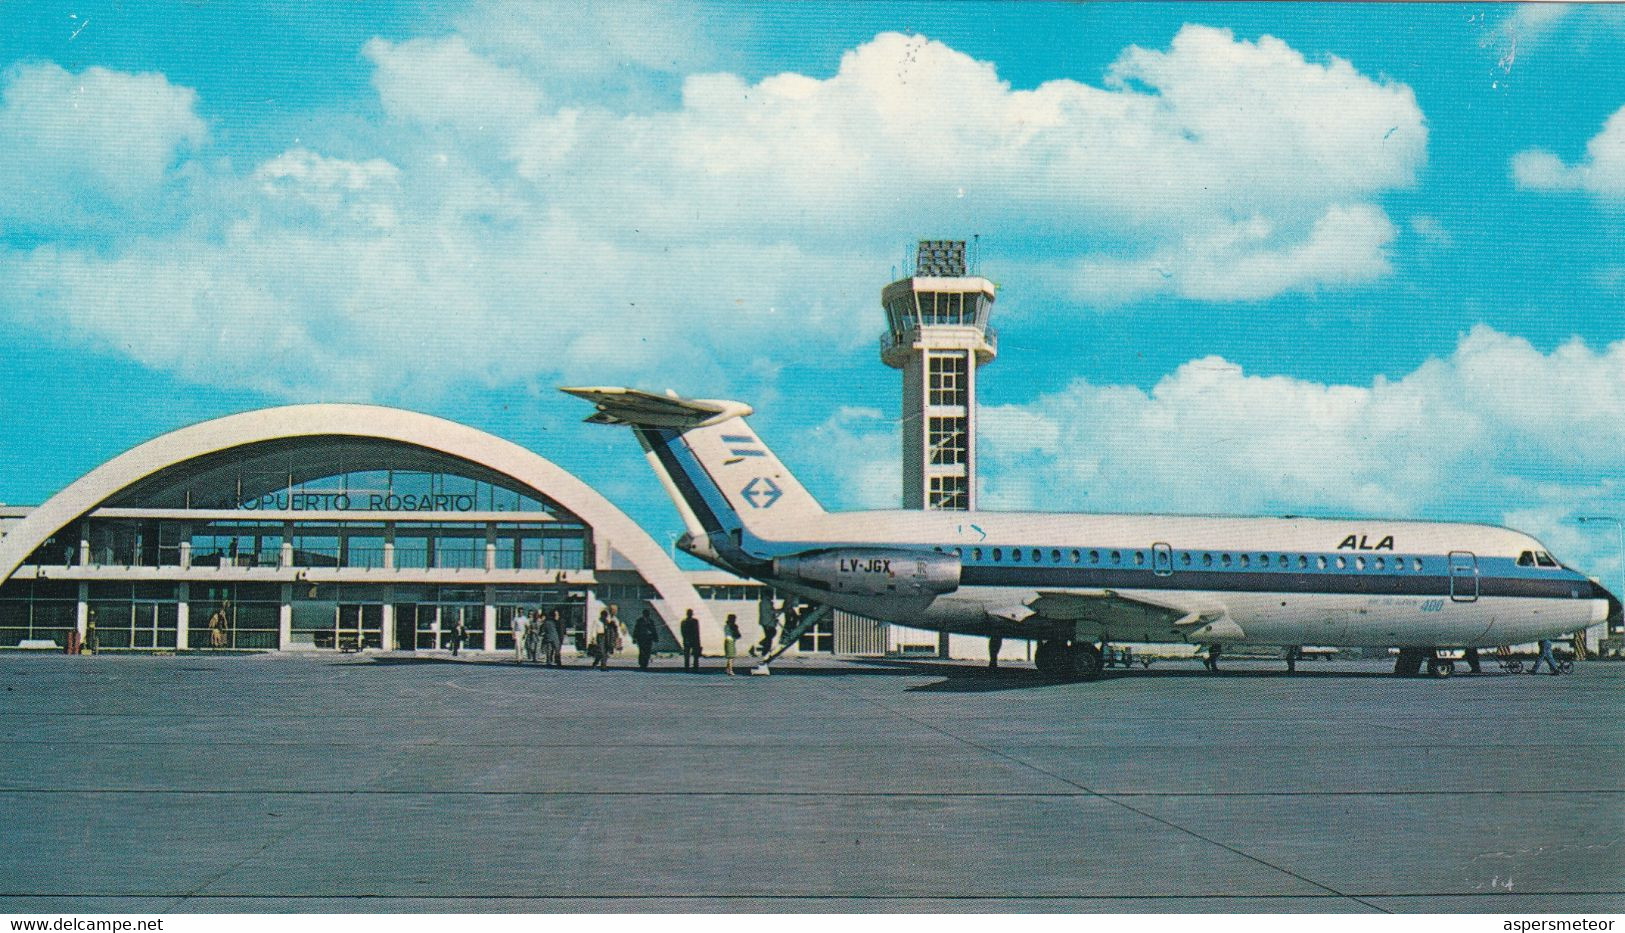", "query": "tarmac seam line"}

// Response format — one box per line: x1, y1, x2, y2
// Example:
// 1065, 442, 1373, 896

814, 678, 1392, 914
